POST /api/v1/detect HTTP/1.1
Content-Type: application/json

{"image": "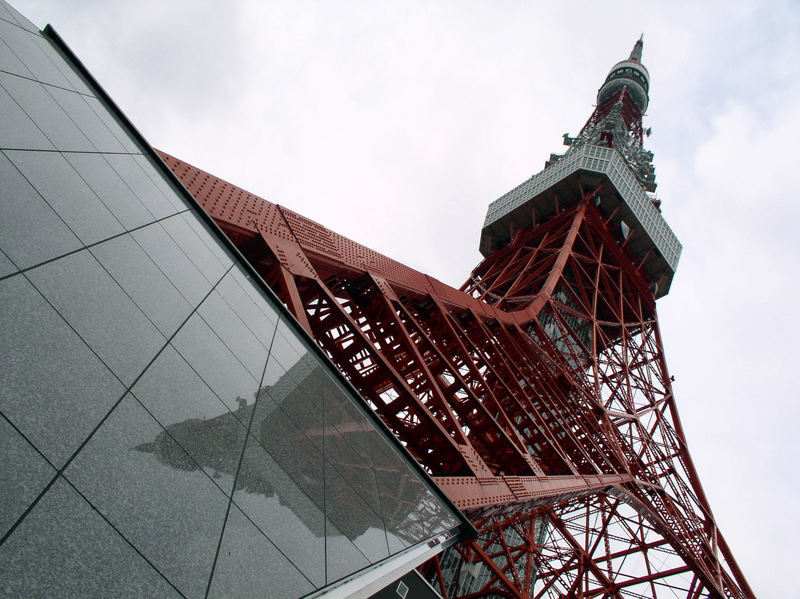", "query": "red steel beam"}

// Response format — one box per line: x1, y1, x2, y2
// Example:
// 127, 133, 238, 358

432, 474, 637, 511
